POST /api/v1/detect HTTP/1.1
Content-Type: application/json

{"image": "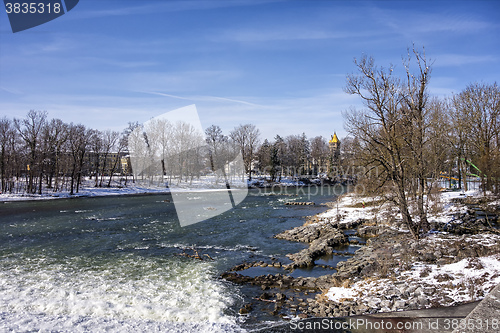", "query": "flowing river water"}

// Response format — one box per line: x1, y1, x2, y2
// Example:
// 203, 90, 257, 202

0, 186, 350, 332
